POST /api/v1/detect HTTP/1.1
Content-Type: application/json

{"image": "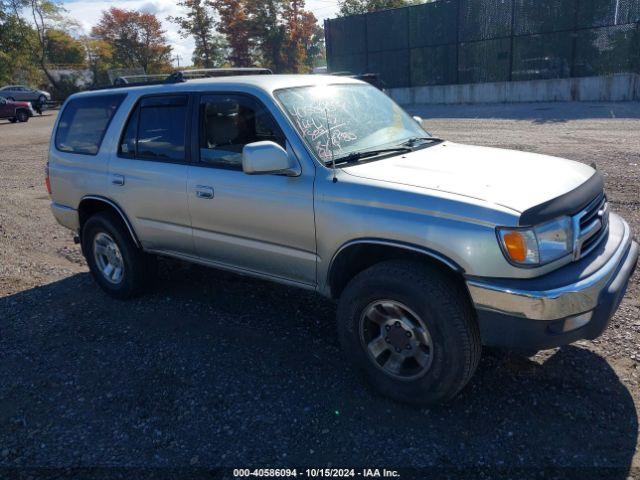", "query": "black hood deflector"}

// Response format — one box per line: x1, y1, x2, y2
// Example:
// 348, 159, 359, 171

519, 171, 603, 226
